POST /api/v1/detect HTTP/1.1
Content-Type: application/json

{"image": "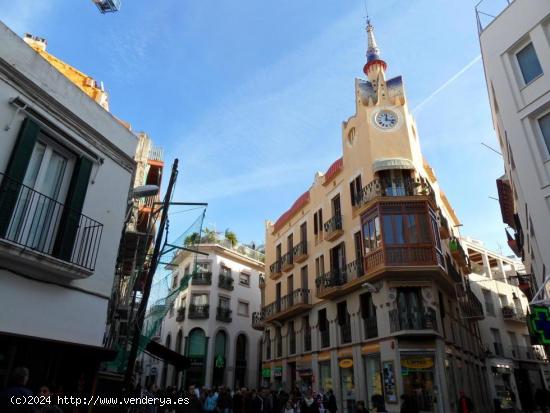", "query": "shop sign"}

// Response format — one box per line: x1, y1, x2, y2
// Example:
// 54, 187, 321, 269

401, 357, 434, 370
273, 366, 283, 377
262, 368, 271, 378
339, 359, 353, 368
215, 355, 225, 368
382, 361, 397, 404
529, 306, 550, 345
298, 368, 313, 376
